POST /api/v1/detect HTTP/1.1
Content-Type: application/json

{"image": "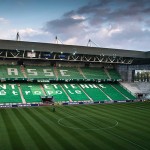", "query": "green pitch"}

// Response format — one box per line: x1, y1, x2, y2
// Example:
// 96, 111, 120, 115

0, 102, 150, 150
